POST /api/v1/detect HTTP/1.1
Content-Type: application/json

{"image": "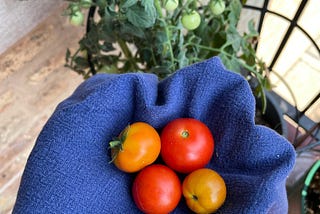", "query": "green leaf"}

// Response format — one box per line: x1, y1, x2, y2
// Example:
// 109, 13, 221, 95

74, 56, 89, 69
97, 64, 118, 74
155, 31, 167, 54
80, 32, 100, 55
228, 58, 242, 73
150, 66, 172, 76
240, 52, 256, 67
248, 19, 258, 36
100, 42, 115, 52
121, 0, 138, 9
231, 58, 242, 73
226, 26, 241, 51
65, 48, 71, 63
139, 48, 153, 64
99, 55, 119, 65
264, 77, 272, 90
219, 53, 241, 73
126, 3, 156, 28
141, 0, 157, 18
100, 19, 117, 43
228, 0, 242, 26
177, 49, 189, 69
120, 22, 145, 39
